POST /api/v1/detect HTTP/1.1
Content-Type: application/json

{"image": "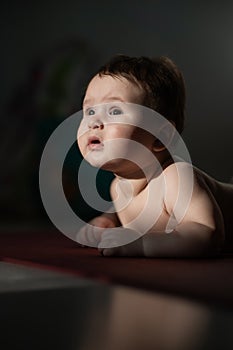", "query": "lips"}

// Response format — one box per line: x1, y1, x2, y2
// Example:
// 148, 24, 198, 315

87, 135, 103, 150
